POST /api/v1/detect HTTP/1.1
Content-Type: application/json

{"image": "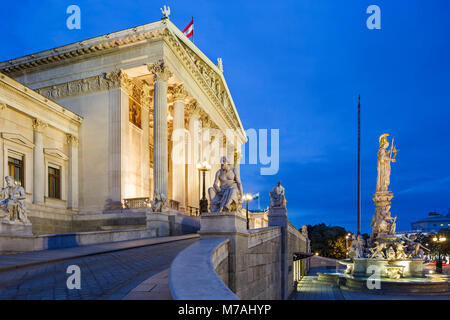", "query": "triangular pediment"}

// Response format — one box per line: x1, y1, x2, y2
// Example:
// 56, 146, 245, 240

44, 148, 69, 160
1, 132, 34, 148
